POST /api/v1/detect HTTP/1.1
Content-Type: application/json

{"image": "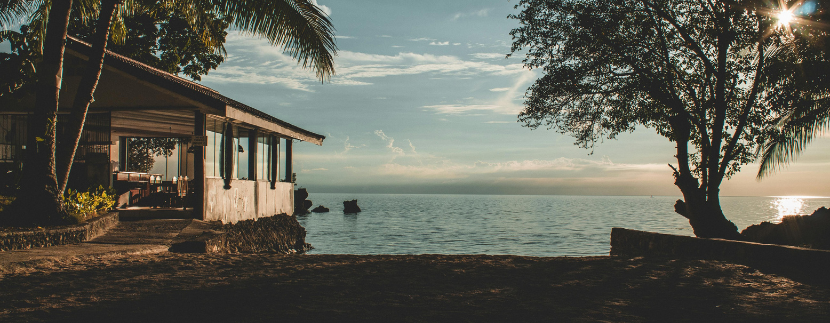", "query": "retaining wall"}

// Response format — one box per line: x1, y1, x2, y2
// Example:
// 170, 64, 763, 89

0, 212, 119, 251
611, 227, 830, 284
